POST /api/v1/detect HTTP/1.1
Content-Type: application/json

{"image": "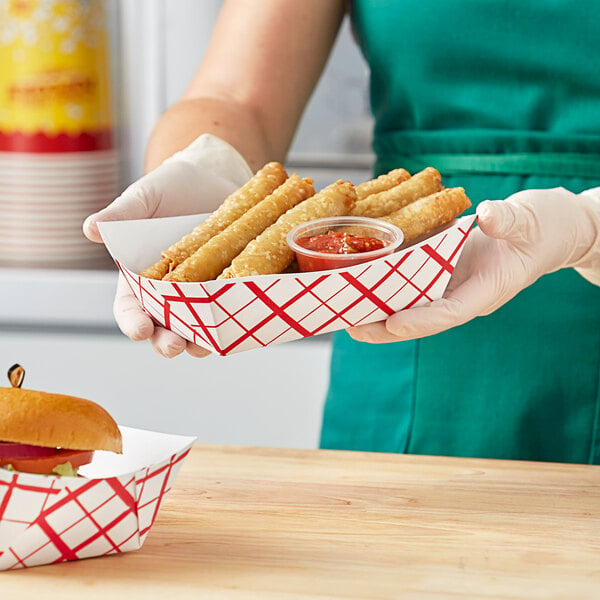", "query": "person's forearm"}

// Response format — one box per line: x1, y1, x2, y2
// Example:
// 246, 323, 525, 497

145, 96, 276, 173
145, 0, 346, 173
